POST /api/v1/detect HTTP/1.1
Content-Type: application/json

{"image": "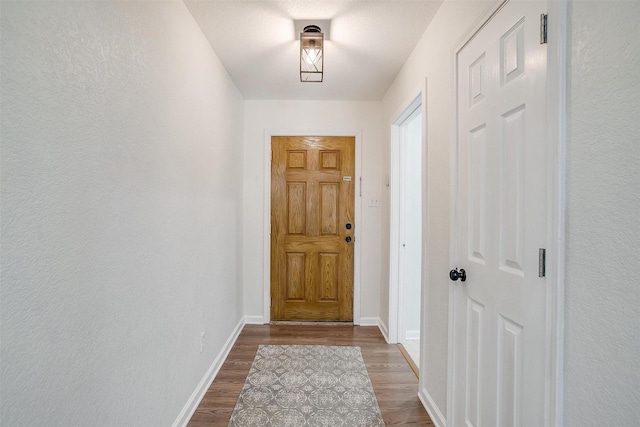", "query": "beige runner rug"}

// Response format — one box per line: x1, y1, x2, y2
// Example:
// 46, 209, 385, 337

227, 345, 385, 427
